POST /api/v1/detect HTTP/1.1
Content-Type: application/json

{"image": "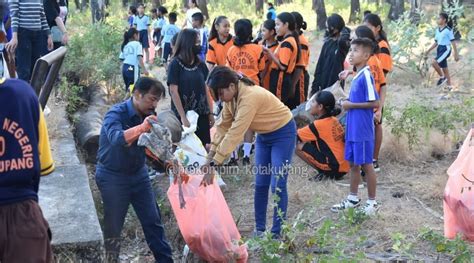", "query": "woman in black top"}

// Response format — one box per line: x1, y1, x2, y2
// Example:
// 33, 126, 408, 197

43, 0, 68, 50
310, 13, 350, 96
167, 29, 214, 146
